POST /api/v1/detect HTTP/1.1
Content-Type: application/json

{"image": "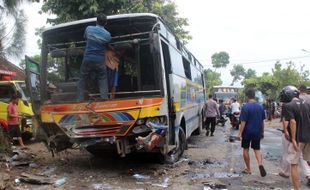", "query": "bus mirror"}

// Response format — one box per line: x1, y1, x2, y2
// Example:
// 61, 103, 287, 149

50, 50, 66, 58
